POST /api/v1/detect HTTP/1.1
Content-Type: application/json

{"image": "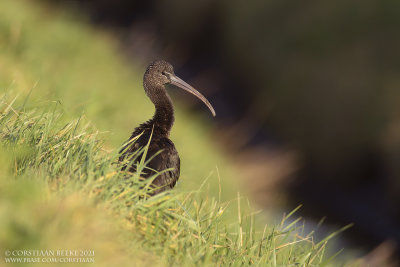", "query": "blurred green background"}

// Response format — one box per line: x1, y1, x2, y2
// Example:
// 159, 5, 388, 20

0, 0, 238, 198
